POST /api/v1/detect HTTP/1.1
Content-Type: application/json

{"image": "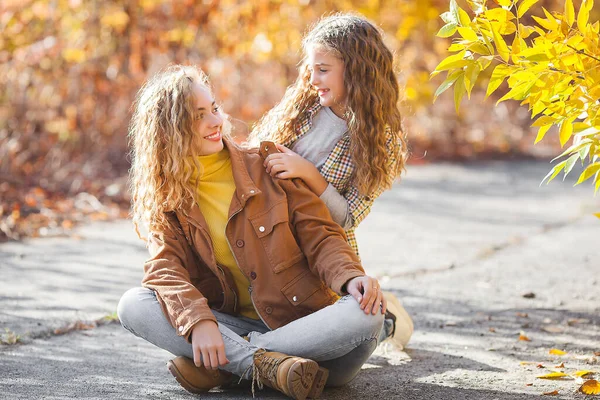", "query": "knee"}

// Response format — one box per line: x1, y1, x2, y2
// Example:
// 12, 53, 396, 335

117, 287, 150, 330
339, 296, 385, 339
